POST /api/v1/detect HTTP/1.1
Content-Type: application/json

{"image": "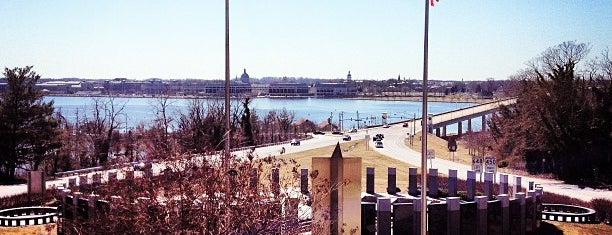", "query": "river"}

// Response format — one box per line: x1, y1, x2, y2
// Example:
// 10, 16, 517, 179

44, 96, 479, 133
